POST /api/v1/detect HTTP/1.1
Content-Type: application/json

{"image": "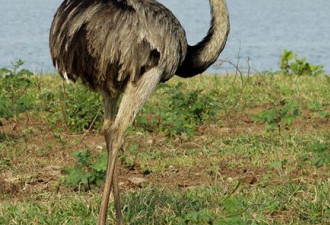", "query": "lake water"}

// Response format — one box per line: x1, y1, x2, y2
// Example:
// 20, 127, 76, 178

1, 0, 329, 74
